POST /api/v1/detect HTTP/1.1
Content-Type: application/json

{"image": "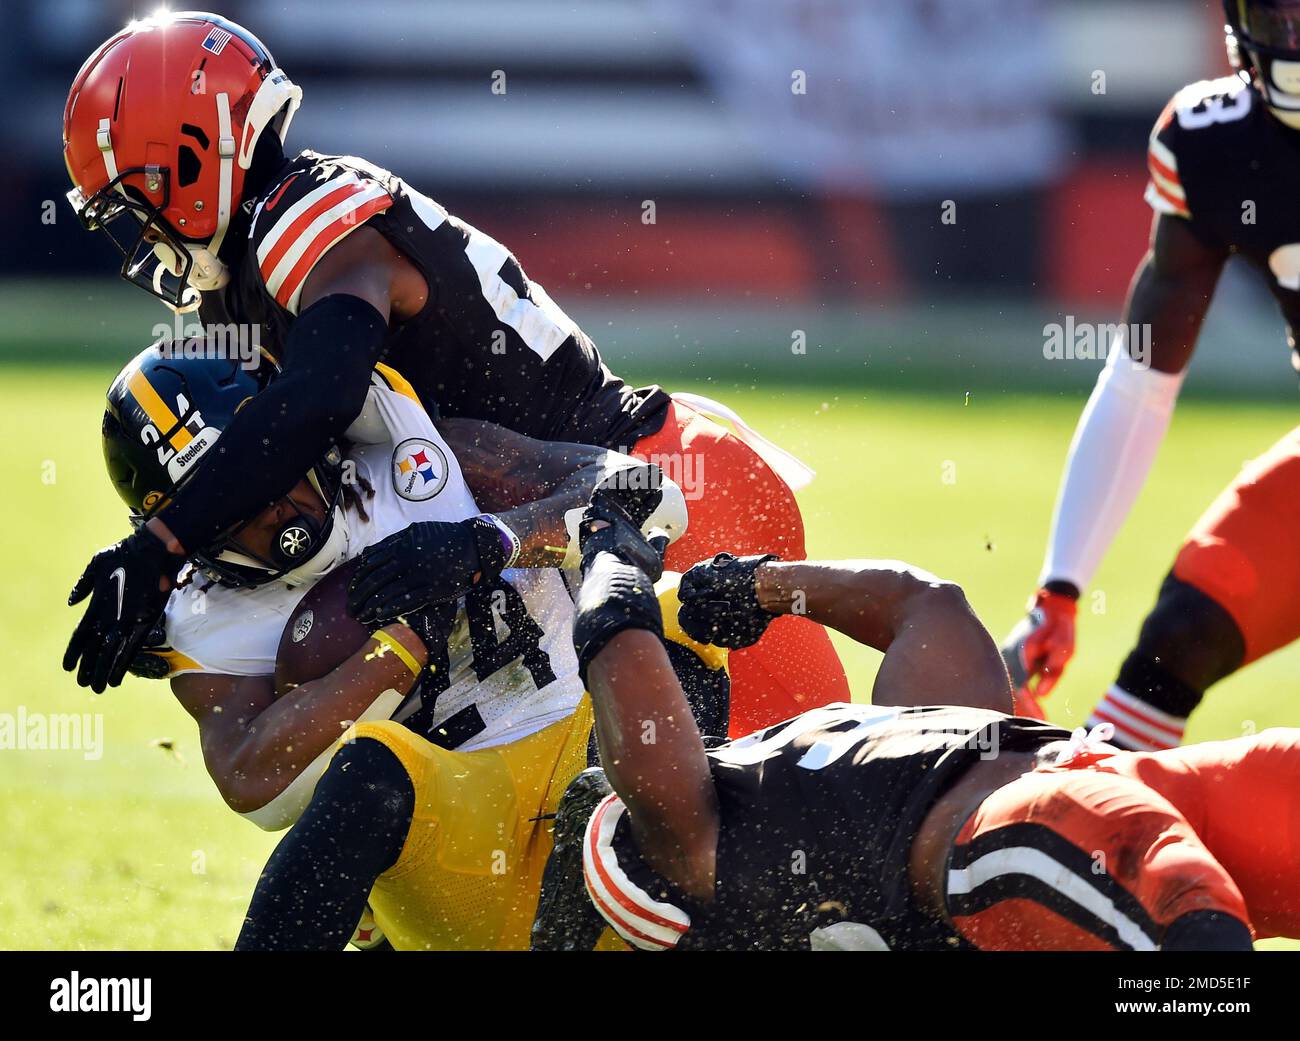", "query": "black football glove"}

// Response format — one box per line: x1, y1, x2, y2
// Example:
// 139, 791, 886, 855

390, 598, 458, 700
127, 619, 172, 680
347, 517, 508, 624
678, 552, 779, 649
577, 491, 667, 582
590, 463, 665, 529
64, 528, 186, 692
